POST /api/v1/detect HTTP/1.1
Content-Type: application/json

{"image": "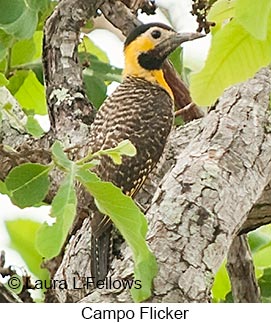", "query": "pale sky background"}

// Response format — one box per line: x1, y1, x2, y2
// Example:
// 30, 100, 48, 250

0, 0, 210, 279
